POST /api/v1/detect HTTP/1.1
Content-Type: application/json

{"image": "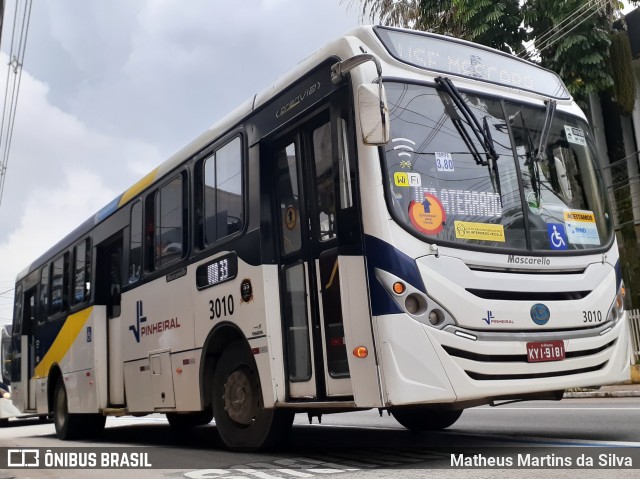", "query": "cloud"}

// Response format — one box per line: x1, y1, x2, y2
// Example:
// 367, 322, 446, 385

0, 53, 163, 305
0, 0, 362, 321
39, 0, 362, 151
